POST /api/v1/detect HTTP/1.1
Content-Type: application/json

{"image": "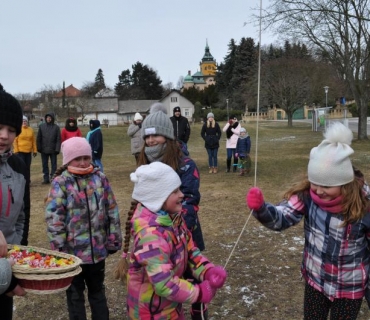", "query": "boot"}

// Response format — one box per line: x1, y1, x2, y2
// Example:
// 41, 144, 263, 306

213, 167, 218, 174
239, 169, 245, 176
209, 167, 213, 174
233, 158, 238, 172
225, 159, 231, 172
